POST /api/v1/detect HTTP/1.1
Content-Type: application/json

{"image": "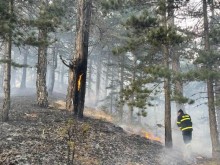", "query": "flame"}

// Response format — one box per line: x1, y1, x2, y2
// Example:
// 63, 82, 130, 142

142, 131, 162, 143
77, 74, 83, 91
